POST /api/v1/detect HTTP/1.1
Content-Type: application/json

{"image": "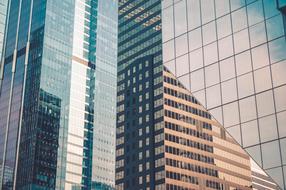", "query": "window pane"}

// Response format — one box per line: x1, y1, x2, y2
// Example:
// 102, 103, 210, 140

176, 54, 189, 77
256, 90, 275, 118
188, 28, 202, 51
239, 96, 257, 122
262, 140, 281, 169
251, 44, 269, 70
191, 69, 204, 92
237, 72, 254, 98
227, 125, 241, 144
204, 42, 218, 66
175, 33, 188, 57
178, 74, 190, 91
206, 84, 221, 109
193, 90, 206, 107
163, 40, 175, 62
269, 37, 286, 64
220, 57, 235, 81
217, 14, 231, 39
223, 102, 239, 127
201, 0, 215, 24
203, 21, 216, 45
232, 7, 247, 32
263, 0, 279, 18
218, 36, 233, 60
266, 15, 284, 41
210, 107, 223, 124
162, 7, 174, 42
277, 111, 286, 138
221, 79, 238, 104
215, 0, 230, 17
230, 0, 245, 11
274, 85, 286, 112
249, 22, 267, 47
241, 120, 260, 147
187, 0, 201, 30
254, 67, 272, 93
271, 60, 286, 87
247, 0, 264, 26
234, 29, 250, 54
205, 63, 219, 87
266, 167, 284, 188
280, 138, 286, 165
259, 115, 278, 143
245, 145, 262, 166
164, 60, 176, 75
235, 50, 252, 75
174, 0, 187, 36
